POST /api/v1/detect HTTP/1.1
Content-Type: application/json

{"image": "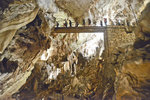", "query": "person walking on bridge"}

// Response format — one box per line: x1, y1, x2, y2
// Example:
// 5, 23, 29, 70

104, 18, 107, 26
100, 20, 103, 26
56, 21, 59, 28
126, 20, 130, 26
88, 18, 91, 25
69, 20, 72, 27
75, 20, 79, 27
64, 20, 68, 27
117, 20, 121, 26
82, 19, 85, 26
